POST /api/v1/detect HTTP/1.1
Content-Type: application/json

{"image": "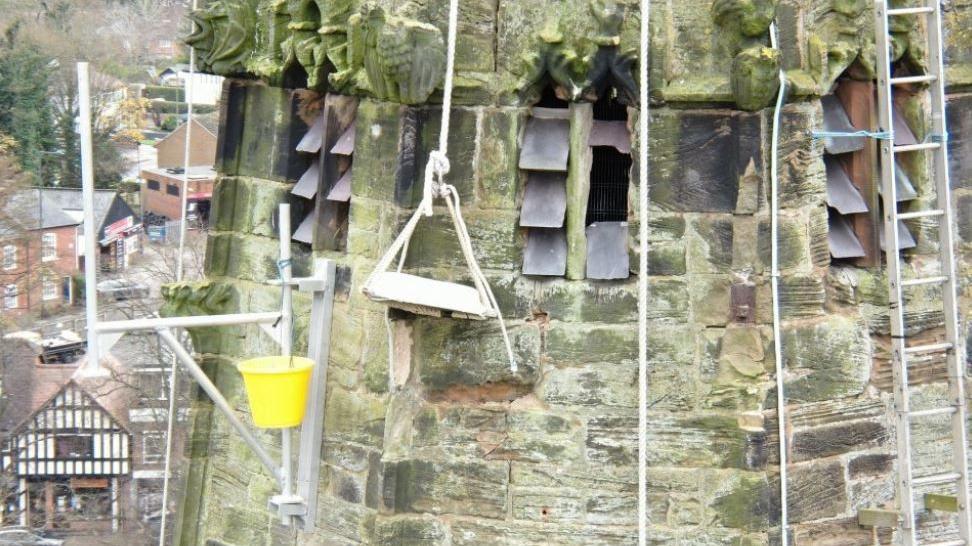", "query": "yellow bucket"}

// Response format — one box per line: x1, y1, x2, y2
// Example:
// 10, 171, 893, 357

237, 356, 315, 428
